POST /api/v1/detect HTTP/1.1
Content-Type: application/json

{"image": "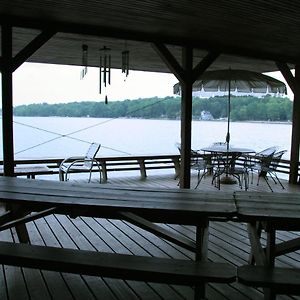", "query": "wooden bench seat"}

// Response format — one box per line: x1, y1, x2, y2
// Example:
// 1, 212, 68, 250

238, 265, 300, 296
0, 241, 236, 286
